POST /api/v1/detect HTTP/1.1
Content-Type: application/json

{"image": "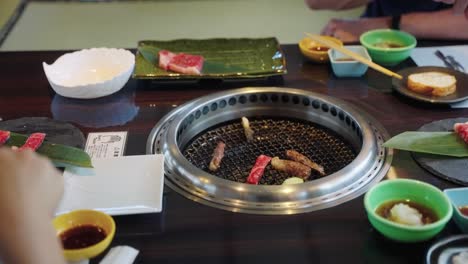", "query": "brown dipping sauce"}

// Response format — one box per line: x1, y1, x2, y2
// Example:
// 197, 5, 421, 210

335, 58, 355, 62
309, 46, 329, 52
376, 200, 439, 225
373, 42, 404, 48
59, 224, 107, 250
459, 206, 468, 217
